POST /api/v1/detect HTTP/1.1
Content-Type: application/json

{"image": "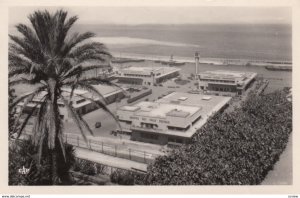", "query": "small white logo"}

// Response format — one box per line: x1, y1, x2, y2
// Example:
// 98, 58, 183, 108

18, 166, 29, 175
